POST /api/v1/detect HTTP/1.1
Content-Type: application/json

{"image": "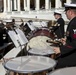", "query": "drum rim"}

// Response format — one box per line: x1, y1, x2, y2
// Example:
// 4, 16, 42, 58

28, 48, 55, 56
4, 55, 57, 74
49, 67, 76, 75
